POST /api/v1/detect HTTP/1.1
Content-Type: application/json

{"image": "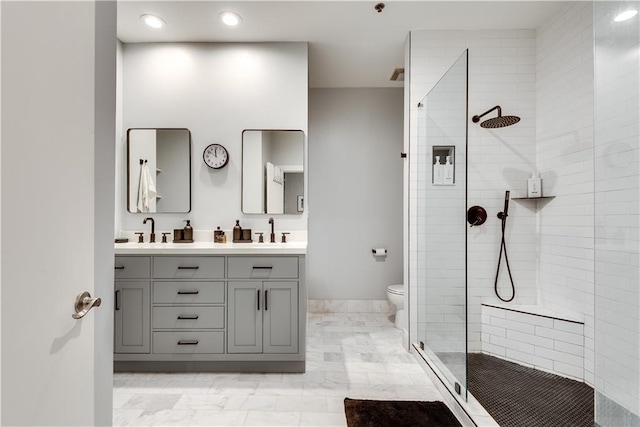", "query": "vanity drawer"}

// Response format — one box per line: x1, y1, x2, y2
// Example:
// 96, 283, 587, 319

153, 331, 224, 354
153, 256, 224, 279
153, 306, 224, 329
227, 256, 299, 279
115, 256, 151, 279
153, 281, 225, 304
